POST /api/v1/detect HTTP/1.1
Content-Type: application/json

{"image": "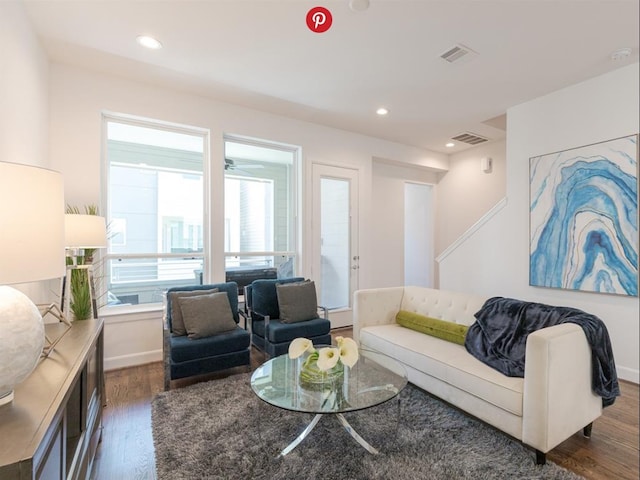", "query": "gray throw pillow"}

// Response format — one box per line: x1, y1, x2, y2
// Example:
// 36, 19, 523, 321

179, 292, 237, 339
169, 288, 218, 336
276, 280, 318, 324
